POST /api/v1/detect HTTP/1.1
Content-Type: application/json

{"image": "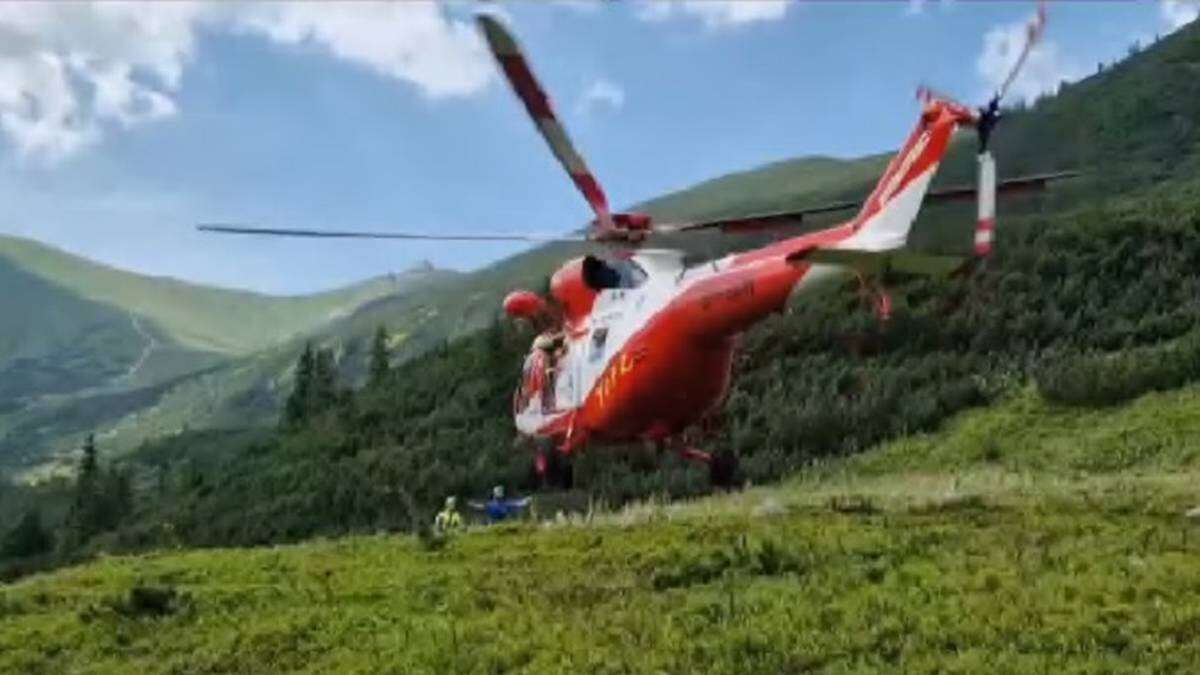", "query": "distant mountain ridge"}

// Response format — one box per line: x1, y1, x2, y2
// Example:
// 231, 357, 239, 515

0, 234, 457, 474
0, 235, 422, 355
